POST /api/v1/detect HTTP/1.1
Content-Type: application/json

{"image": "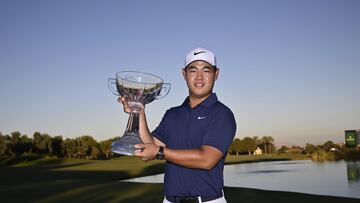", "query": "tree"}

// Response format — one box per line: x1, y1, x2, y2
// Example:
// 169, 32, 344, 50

91, 145, 101, 159
33, 132, 42, 153
323, 140, 338, 152
51, 136, 65, 157
242, 137, 257, 155
20, 135, 33, 154
33, 132, 52, 155
99, 139, 112, 159
253, 136, 260, 148
277, 145, 289, 154
260, 136, 275, 154
305, 143, 316, 155
9, 131, 22, 155
230, 138, 241, 155
288, 145, 304, 154
8, 132, 34, 155
33, 132, 44, 154
64, 138, 77, 158
270, 143, 277, 153
76, 136, 98, 159
0, 133, 8, 156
